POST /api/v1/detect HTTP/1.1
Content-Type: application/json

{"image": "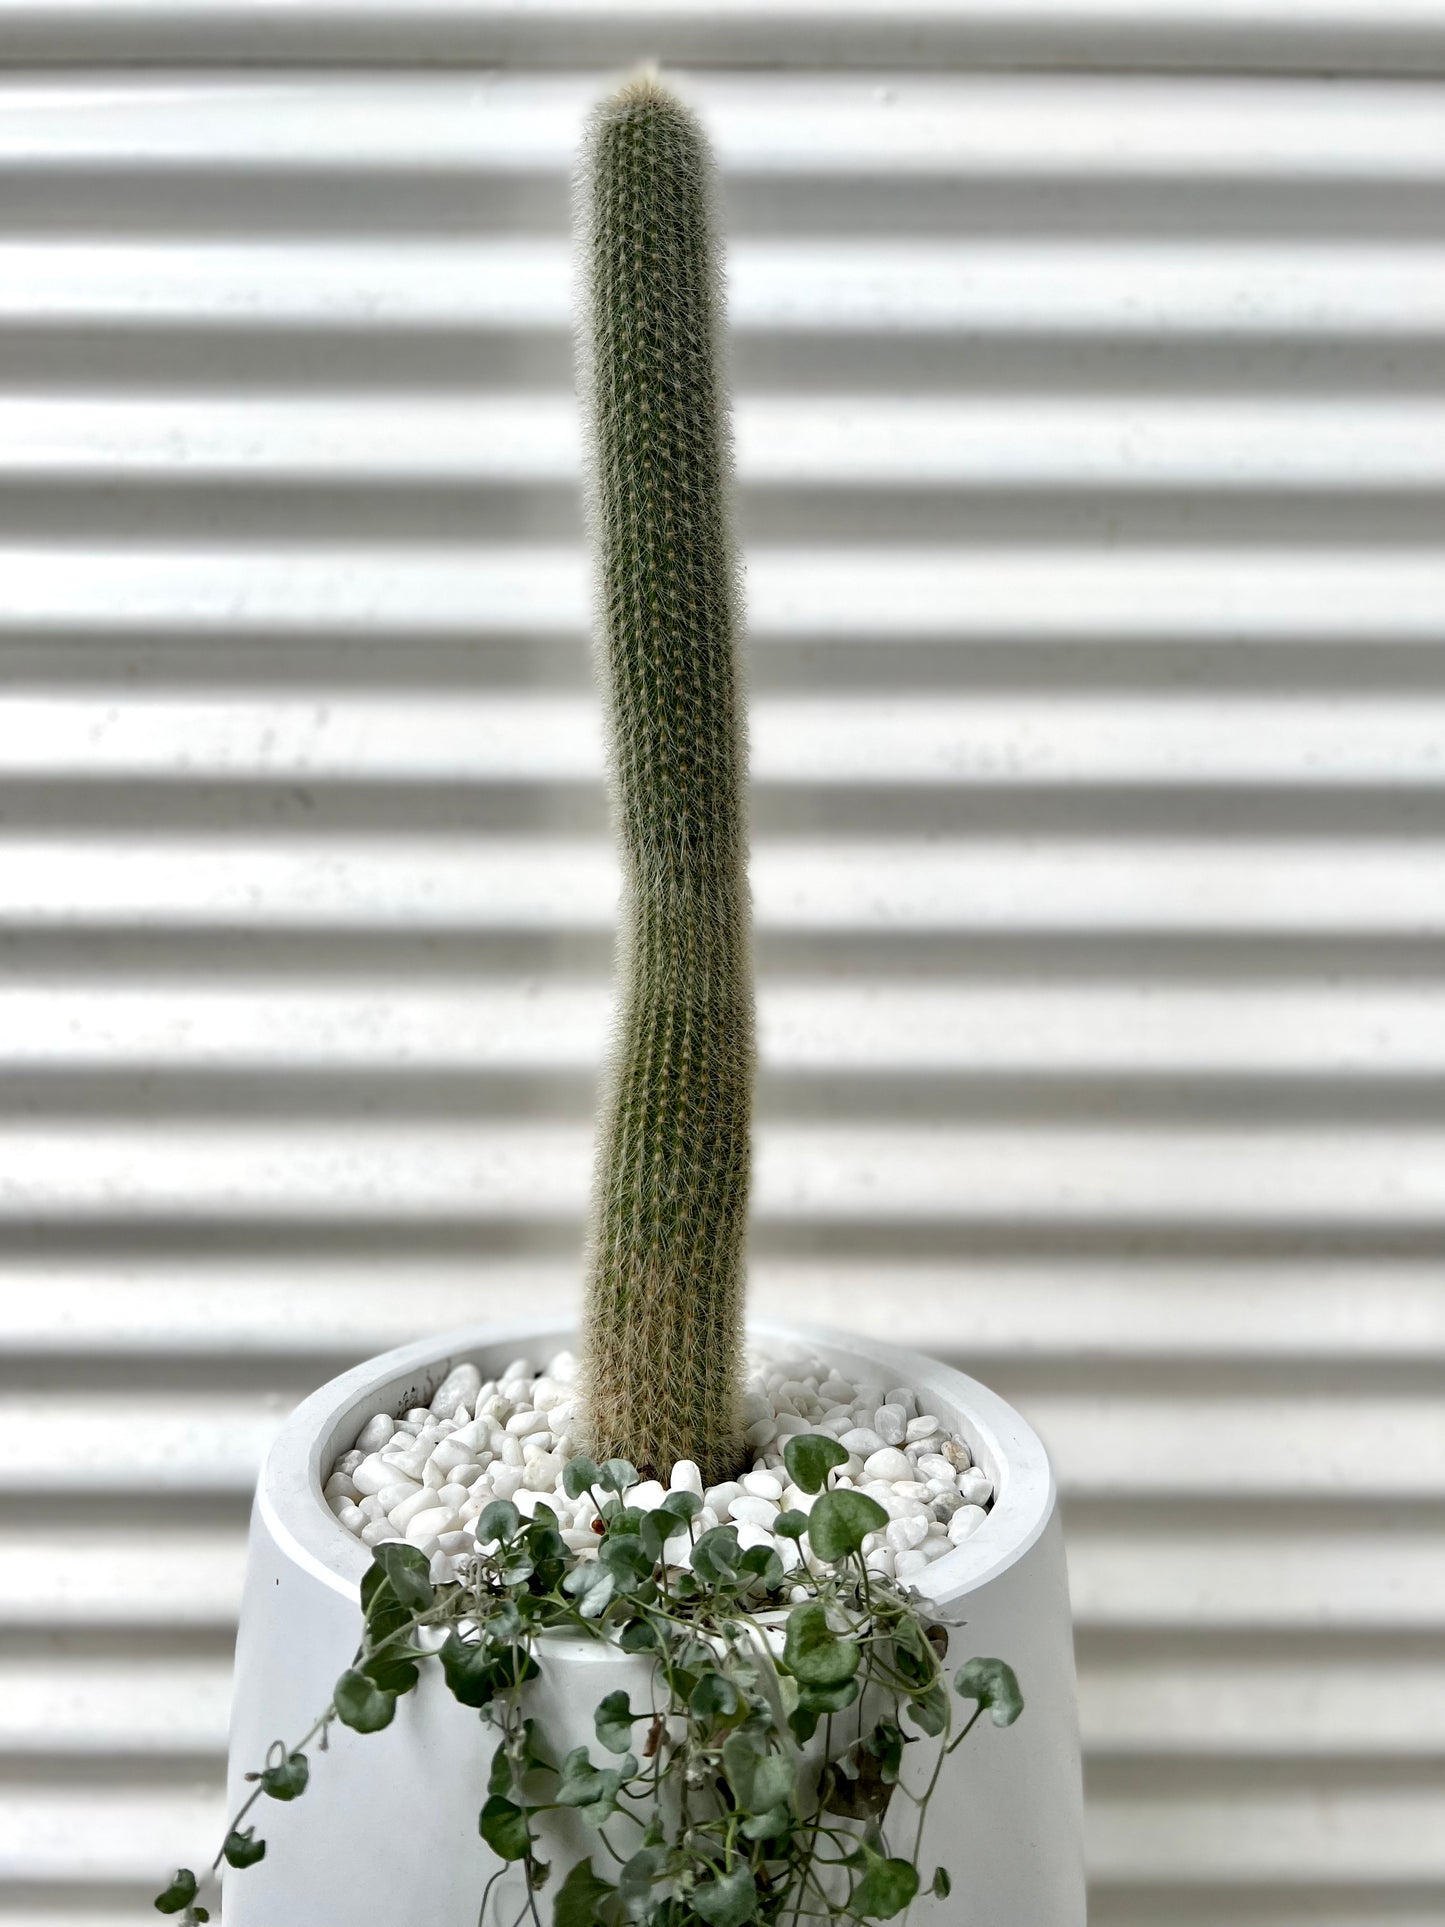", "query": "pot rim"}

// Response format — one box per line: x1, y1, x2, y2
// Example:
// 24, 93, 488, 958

257, 1315, 1056, 1613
